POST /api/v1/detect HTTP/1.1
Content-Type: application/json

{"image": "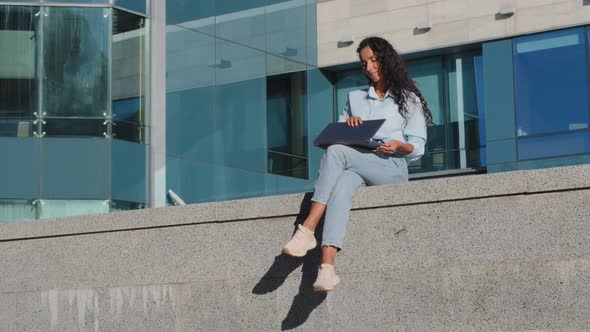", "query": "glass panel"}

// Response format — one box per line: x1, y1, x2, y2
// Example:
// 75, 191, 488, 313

0, 200, 35, 223
41, 138, 109, 199
517, 154, 590, 170
43, 118, 107, 137
266, 53, 306, 76
112, 139, 147, 203
215, 0, 266, 50
0, 119, 34, 137
446, 51, 483, 168
215, 78, 266, 172
514, 28, 589, 136
166, 156, 217, 204
42, 7, 109, 118
167, 86, 215, 163
266, 70, 308, 179
518, 130, 590, 161
473, 55, 486, 166
407, 57, 445, 153
166, 0, 214, 34
305, 0, 317, 66
166, 27, 215, 92
115, 0, 146, 15
214, 41, 266, 173
37, 199, 109, 220
482, 39, 515, 141
306, 68, 334, 178
446, 148, 483, 170
266, 0, 307, 63
0, 138, 39, 199
112, 9, 147, 143
487, 139, 516, 164
110, 200, 145, 212
408, 151, 446, 174
215, 165, 268, 201
112, 120, 145, 143
44, 0, 108, 3
0, 6, 39, 119
214, 38, 265, 85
